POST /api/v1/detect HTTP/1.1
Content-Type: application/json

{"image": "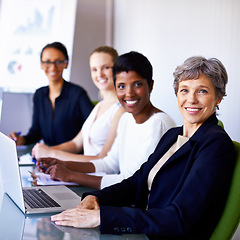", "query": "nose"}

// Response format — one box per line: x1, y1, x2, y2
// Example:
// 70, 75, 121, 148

125, 85, 135, 97
97, 68, 104, 77
48, 63, 57, 70
188, 91, 198, 103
